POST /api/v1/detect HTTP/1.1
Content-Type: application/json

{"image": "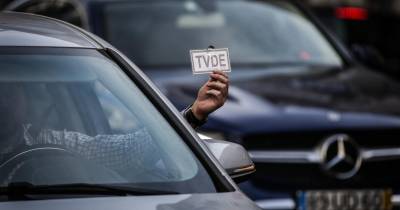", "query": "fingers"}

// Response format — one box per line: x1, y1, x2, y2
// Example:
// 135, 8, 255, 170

192, 71, 229, 120
205, 79, 228, 105
209, 70, 229, 84
207, 81, 227, 91
212, 70, 228, 78
206, 89, 223, 98
206, 70, 229, 101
